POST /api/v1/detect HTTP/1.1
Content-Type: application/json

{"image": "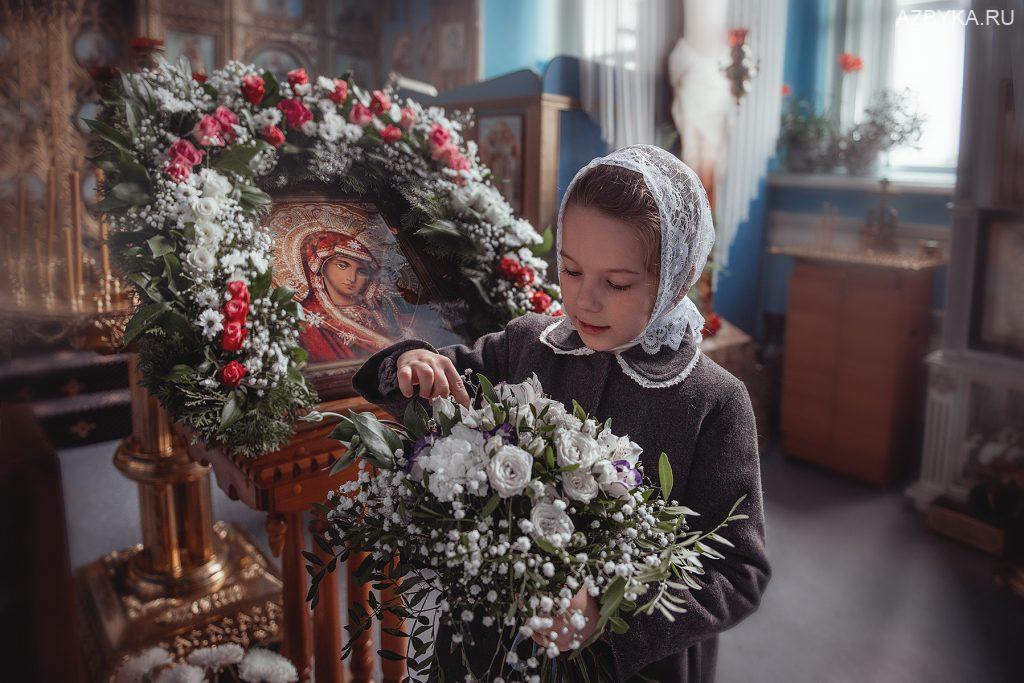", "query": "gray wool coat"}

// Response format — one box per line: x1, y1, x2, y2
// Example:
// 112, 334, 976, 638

351, 311, 771, 683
